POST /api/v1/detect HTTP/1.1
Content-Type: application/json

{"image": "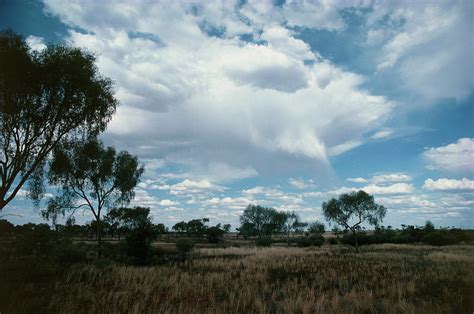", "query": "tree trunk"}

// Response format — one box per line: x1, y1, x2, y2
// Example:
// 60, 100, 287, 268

353, 230, 359, 252
96, 218, 102, 259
